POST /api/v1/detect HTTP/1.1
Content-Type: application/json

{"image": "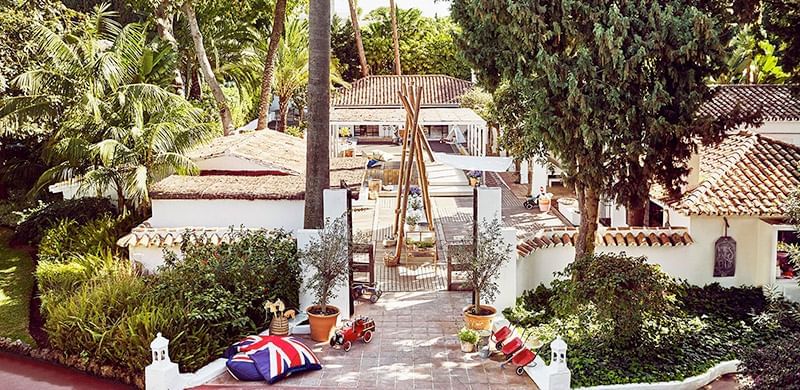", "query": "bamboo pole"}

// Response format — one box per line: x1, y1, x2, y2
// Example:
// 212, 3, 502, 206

391, 84, 412, 238
393, 86, 423, 262
402, 89, 435, 231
